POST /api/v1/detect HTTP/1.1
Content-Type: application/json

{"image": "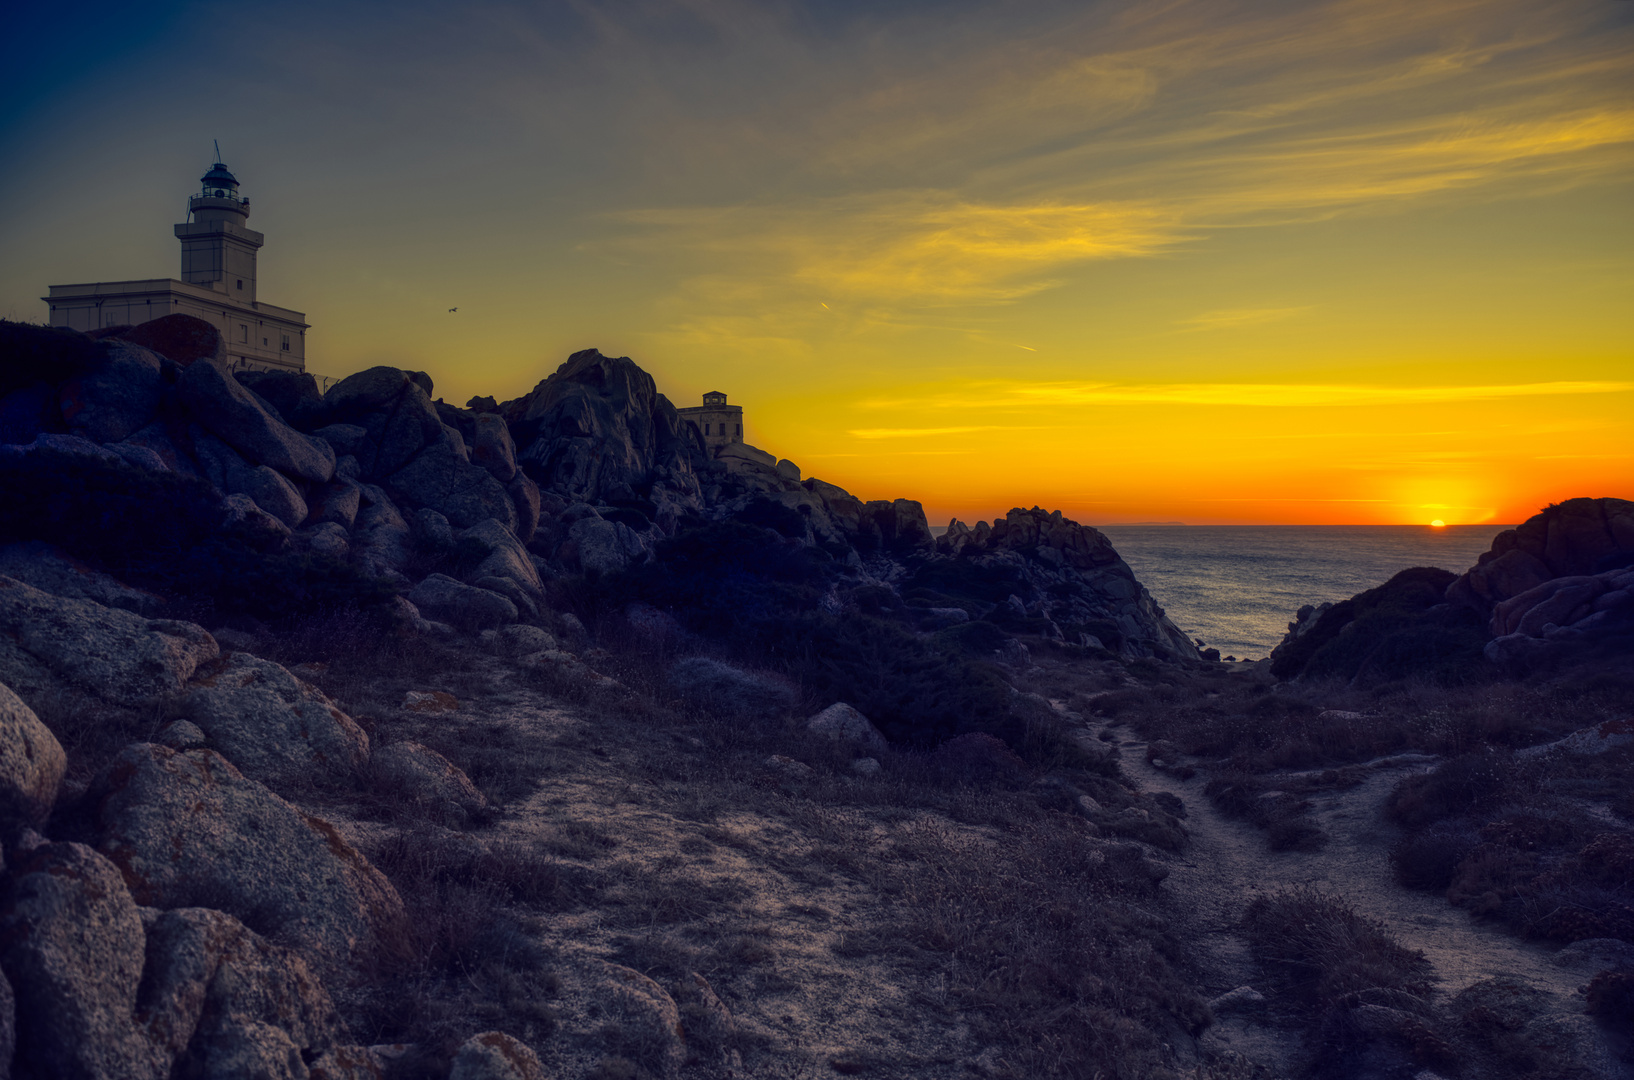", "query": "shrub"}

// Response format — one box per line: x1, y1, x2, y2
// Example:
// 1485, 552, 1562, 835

1386, 750, 1514, 831
1585, 968, 1634, 1026
1242, 888, 1435, 1009
1391, 821, 1481, 891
